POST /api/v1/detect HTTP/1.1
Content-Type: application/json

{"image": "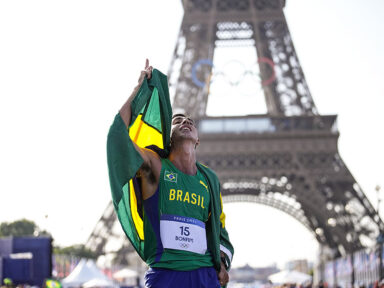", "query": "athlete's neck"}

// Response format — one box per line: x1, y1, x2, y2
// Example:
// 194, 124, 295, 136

168, 141, 197, 175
